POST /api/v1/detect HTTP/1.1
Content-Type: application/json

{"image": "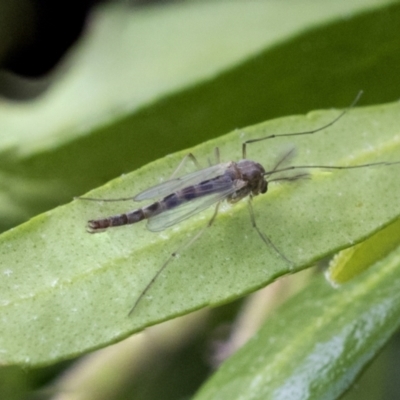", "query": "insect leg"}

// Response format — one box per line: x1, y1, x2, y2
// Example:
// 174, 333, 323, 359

269, 173, 311, 183
169, 153, 201, 179
214, 147, 221, 164
75, 153, 202, 203
207, 147, 221, 166
247, 197, 294, 265
241, 91, 363, 159
265, 160, 400, 178
74, 195, 136, 202
129, 202, 221, 316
